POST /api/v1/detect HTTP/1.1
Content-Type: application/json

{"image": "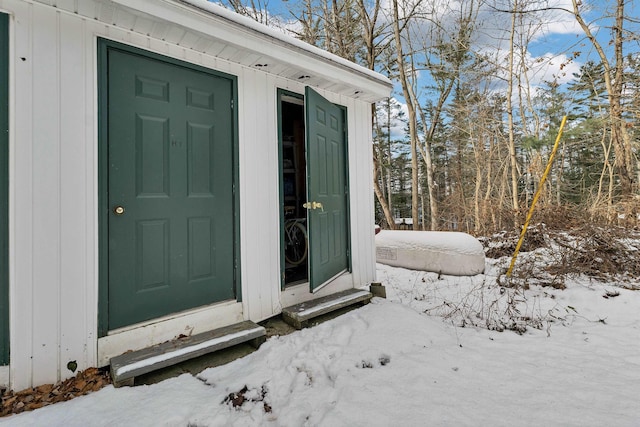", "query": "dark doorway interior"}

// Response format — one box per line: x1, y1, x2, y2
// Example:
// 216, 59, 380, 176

280, 95, 308, 286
